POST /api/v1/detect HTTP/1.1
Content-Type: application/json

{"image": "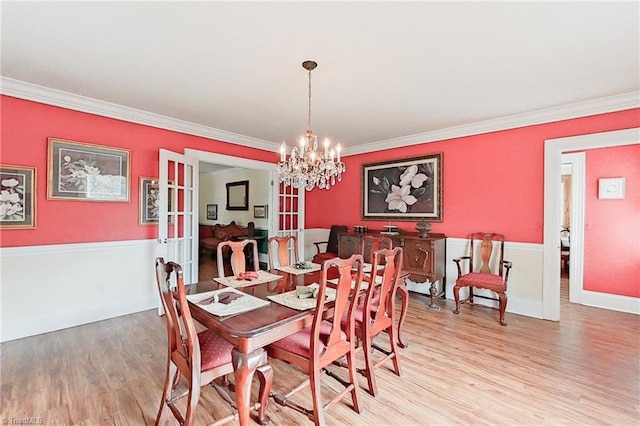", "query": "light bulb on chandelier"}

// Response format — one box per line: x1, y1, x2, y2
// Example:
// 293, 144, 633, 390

277, 60, 346, 191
